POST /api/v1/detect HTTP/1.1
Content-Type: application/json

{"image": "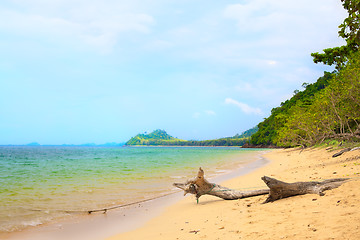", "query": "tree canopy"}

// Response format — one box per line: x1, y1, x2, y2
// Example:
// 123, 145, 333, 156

250, 72, 334, 146
252, 51, 360, 147
311, 0, 360, 69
